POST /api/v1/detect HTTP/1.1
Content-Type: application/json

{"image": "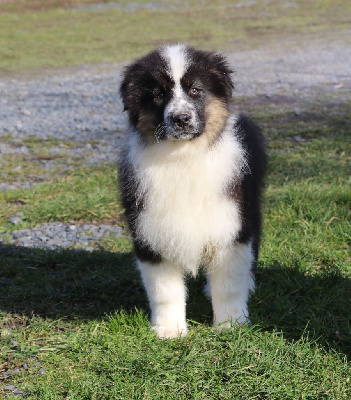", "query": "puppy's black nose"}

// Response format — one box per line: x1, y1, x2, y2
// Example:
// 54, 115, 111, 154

172, 113, 191, 128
